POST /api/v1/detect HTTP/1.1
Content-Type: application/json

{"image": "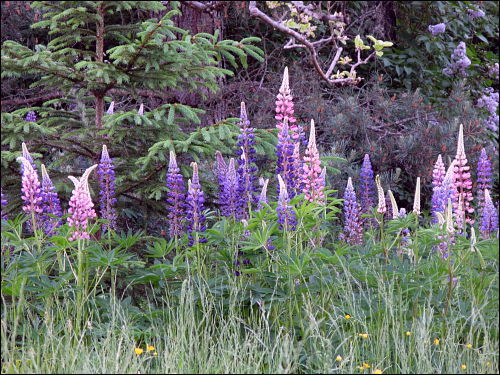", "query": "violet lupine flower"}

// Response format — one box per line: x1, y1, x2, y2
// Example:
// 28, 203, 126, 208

477, 88, 499, 132
97, 145, 117, 231
375, 175, 386, 215
436, 198, 455, 258
339, 177, 363, 245
236, 102, 258, 215
480, 189, 499, 239
428, 23, 446, 35
21, 142, 37, 175
220, 158, 240, 219
488, 63, 499, 80
275, 67, 304, 142
166, 151, 187, 238
476, 148, 493, 214
257, 177, 269, 210
431, 155, 446, 223
1, 189, 8, 220
215, 151, 228, 203
359, 154, 376, 216
106, 101, 115, 114
302, 120, 325, 203
277, 175, 297, 231
433, 160, 457, 222
25, 110, 37, 122
186, 162, 207, 246
17, 156, 43, 230
40, 164, 63, 234
453, 124, 474, 224
443, 42, 471, 77
467, 7, 485, 19
276, 120, 298, 198
67, 165, 98, 241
